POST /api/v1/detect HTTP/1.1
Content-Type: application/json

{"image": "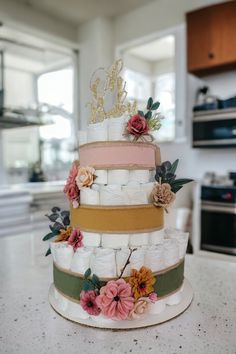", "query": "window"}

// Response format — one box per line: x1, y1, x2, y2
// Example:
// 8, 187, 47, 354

123, 69, 151, 110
